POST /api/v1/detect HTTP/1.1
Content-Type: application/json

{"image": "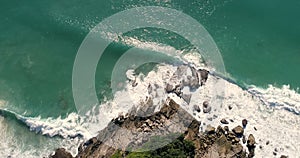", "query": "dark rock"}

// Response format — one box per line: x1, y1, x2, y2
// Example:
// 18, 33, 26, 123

233, 137, 240, 144
174, 85, 182, 97
232, 125, 244, 136
83, 137, 97, 146
254, 127, 257, 131
247, 134, 256, 157
227, 131, 237, 140
248, 151, 255, 158
220, 118, 229, 124
203, 101, 209, 108
247, 134, 256, 147
203, 106, 211, 113
165, 84, 174, 93
205, 125, 215, 134
193, 104, 201, 112
147, 84, 153, 94
199, 69, 209, 86
266, 140, 270, 145
228, 105, 233, 110
50, 148, 73, 158
280, 155, 288, 158
224, 126, 229, 132
203, 101, 211, 113
242, 135, 246, 144
216, 125, 224, 136
242, 119, 248, 127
